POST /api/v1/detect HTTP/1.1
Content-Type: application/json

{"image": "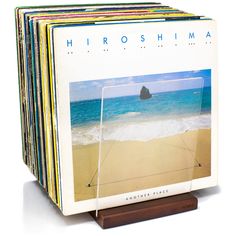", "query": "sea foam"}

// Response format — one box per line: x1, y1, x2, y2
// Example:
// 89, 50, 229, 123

71, 114, 211, 145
